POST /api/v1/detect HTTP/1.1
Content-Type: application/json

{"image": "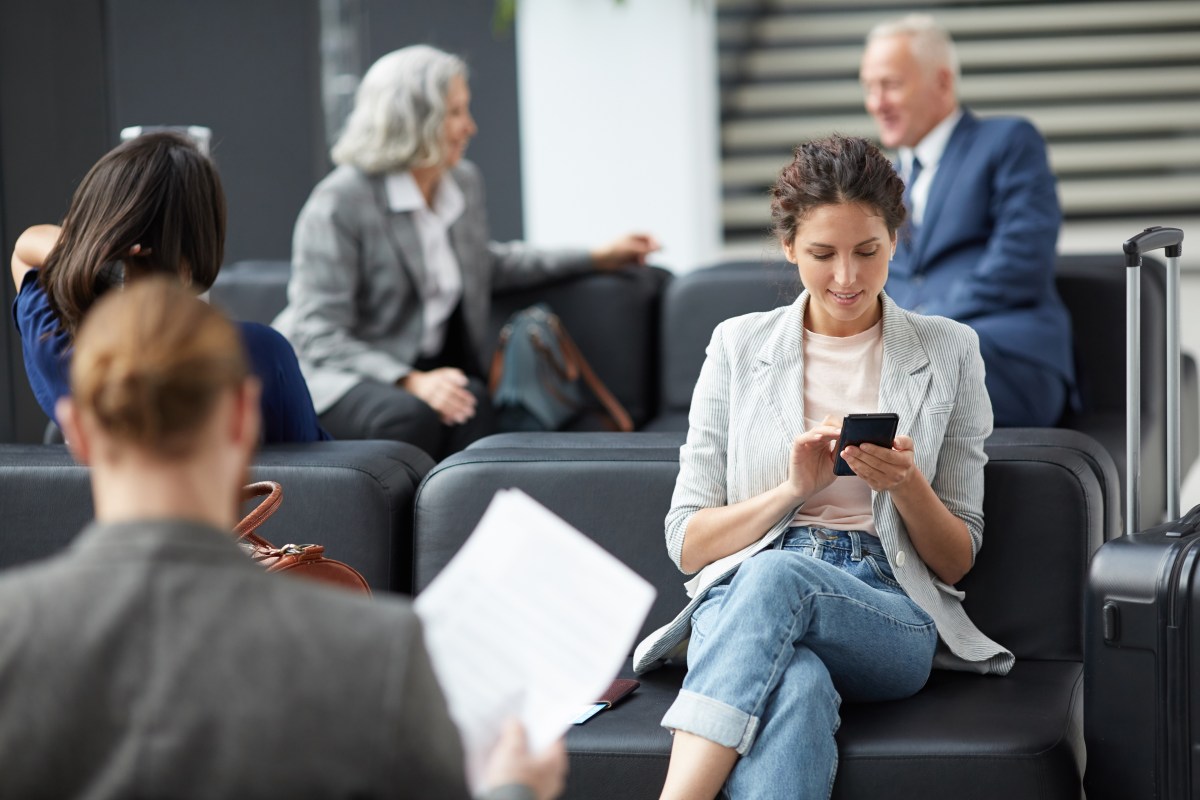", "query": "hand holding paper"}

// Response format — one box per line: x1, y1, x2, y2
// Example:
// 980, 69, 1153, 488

414, 489, 656, 791
483, 720, 567, 800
